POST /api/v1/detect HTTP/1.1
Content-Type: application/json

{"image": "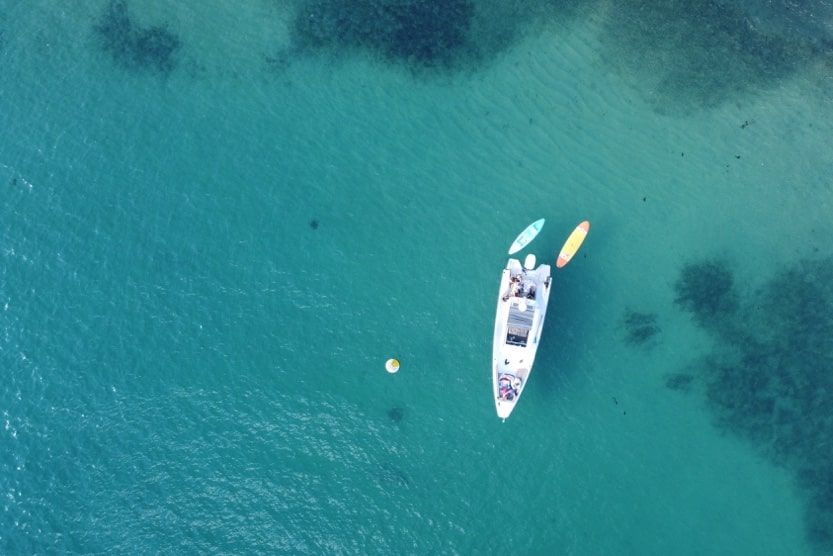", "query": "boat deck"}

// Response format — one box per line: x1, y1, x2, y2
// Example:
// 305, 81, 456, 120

506, 302, 534, 347
492, 259, 552, 419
